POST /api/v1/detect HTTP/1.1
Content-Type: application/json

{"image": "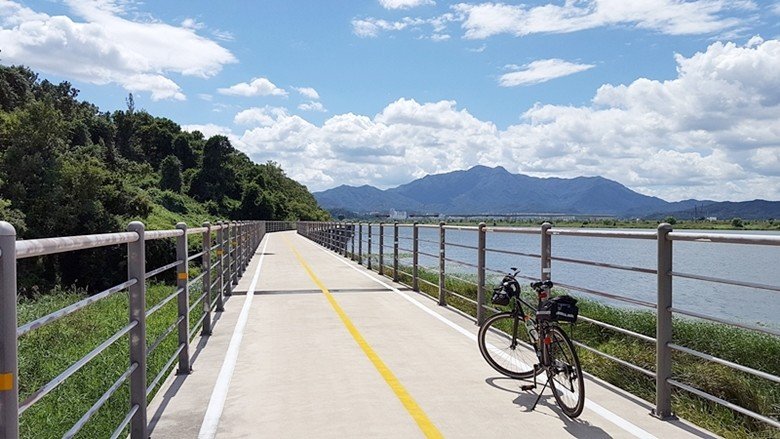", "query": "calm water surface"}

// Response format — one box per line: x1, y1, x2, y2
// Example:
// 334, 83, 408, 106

361, 226, 780, 329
